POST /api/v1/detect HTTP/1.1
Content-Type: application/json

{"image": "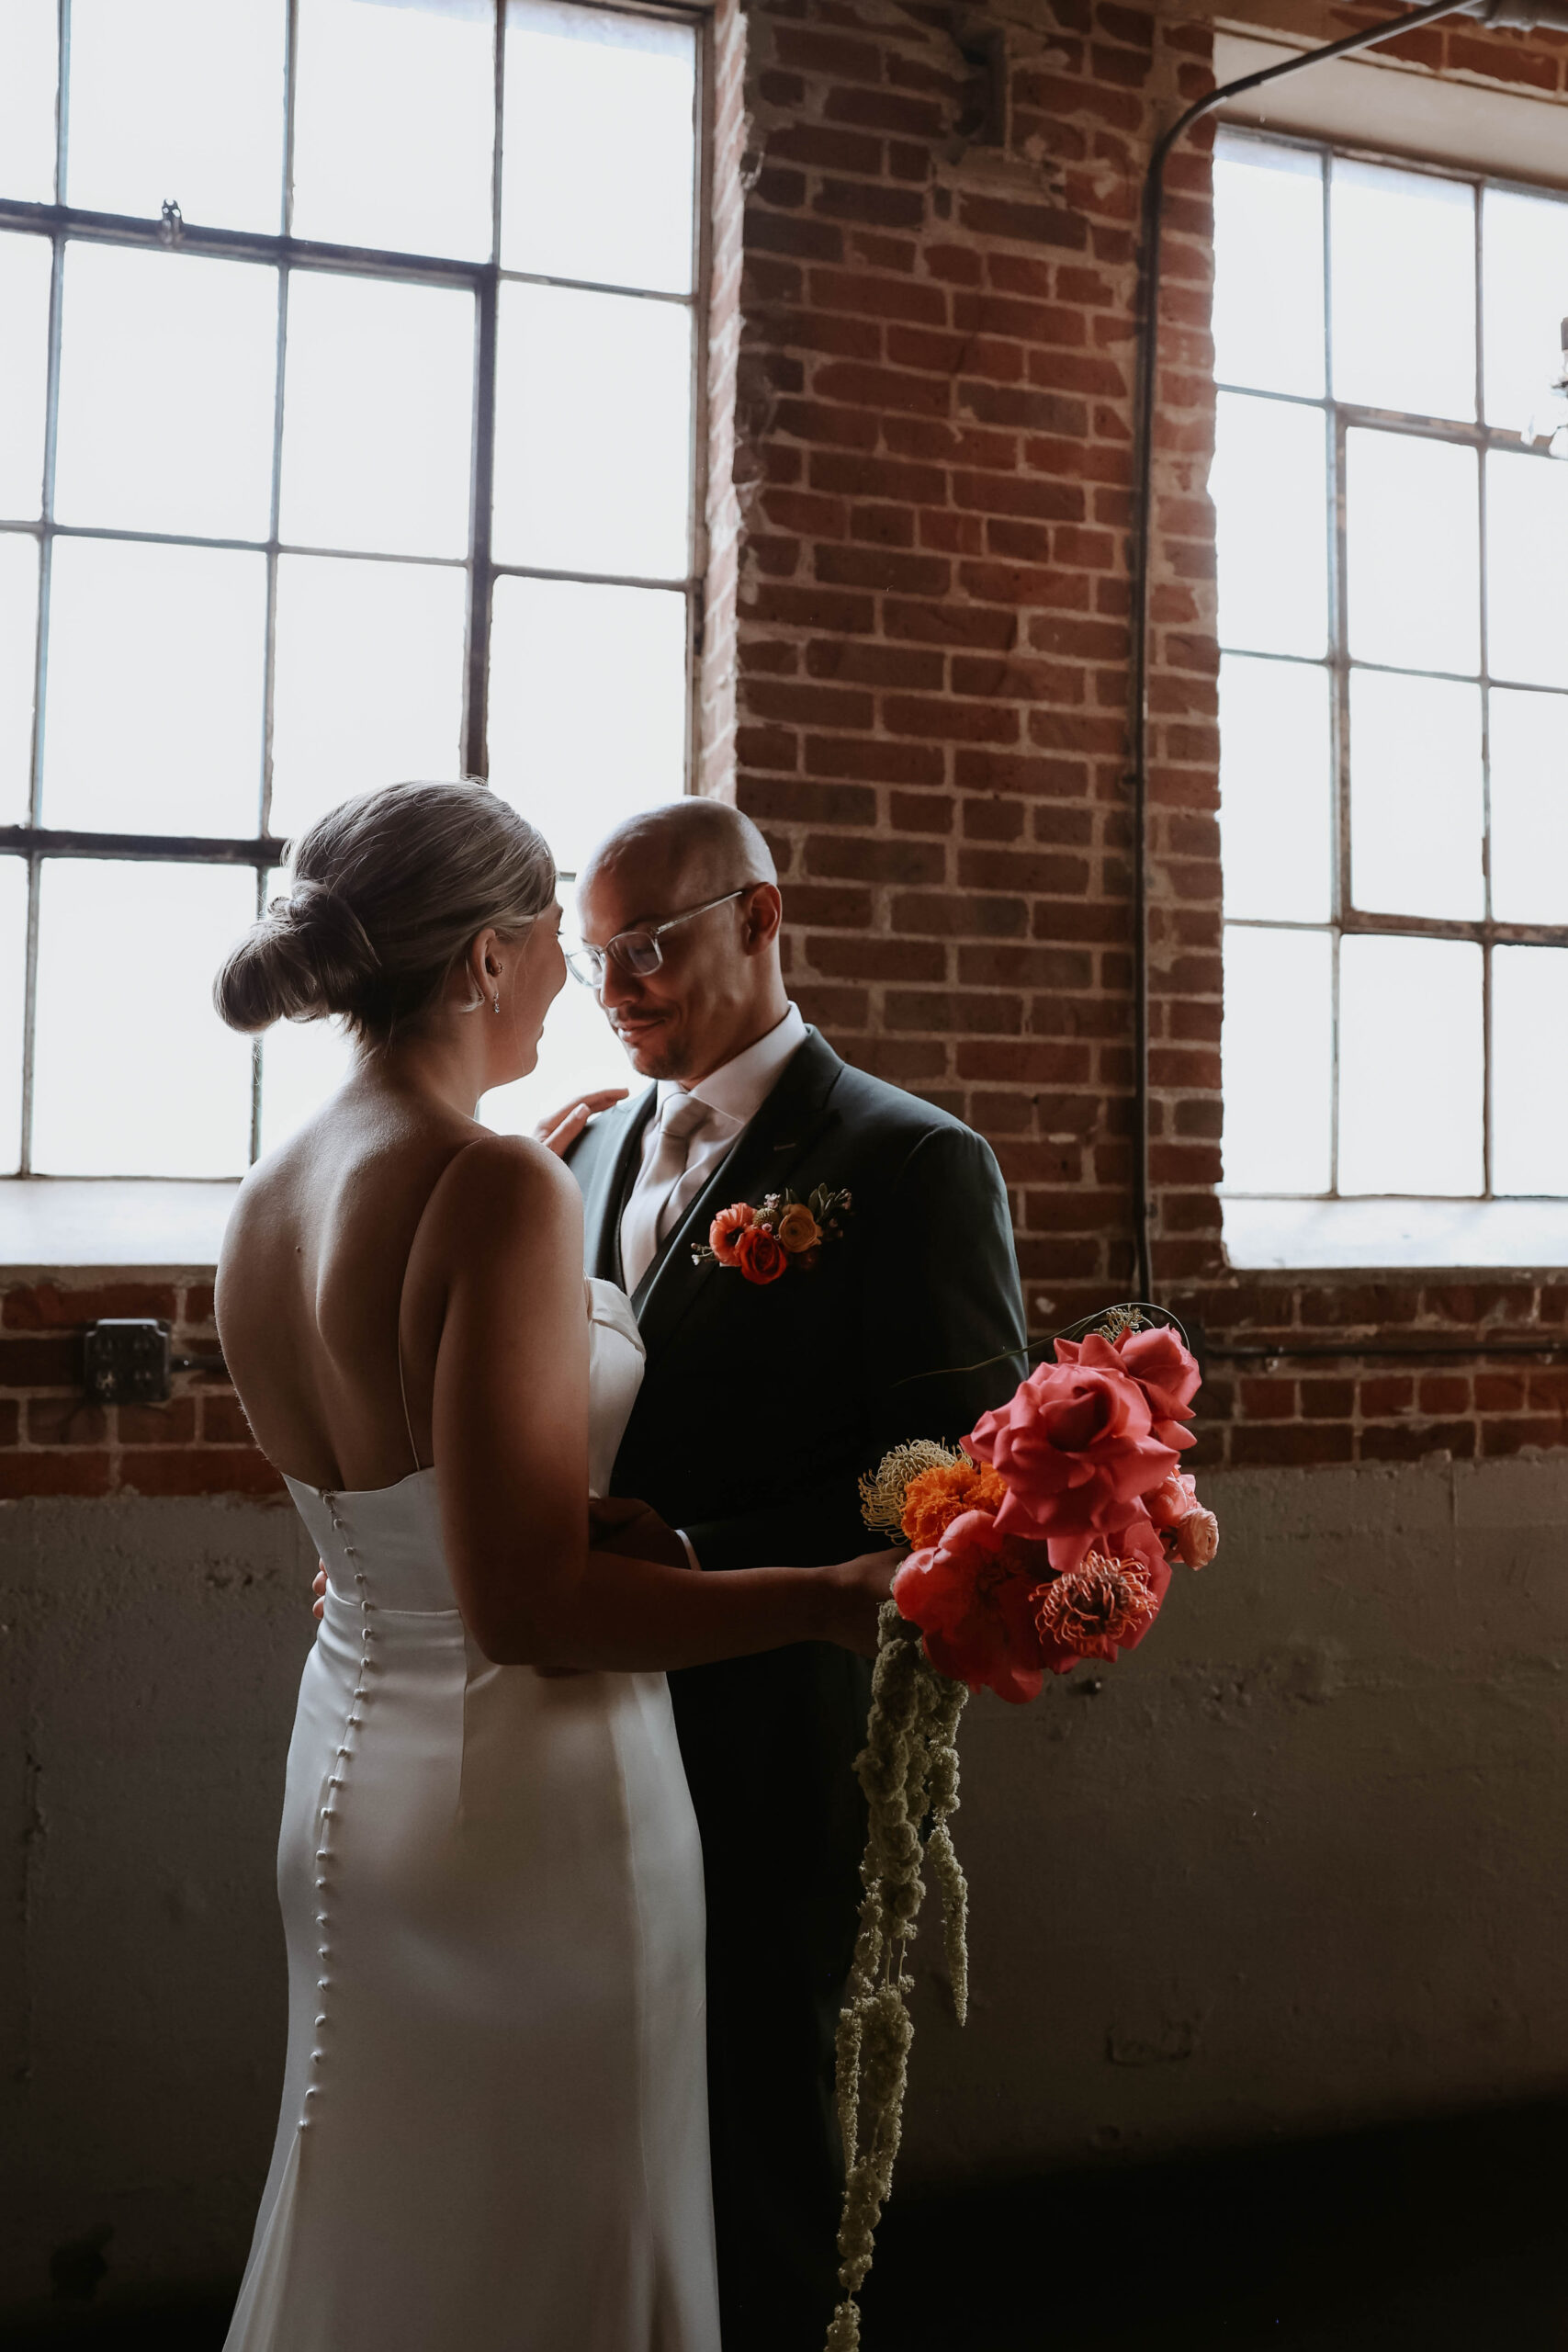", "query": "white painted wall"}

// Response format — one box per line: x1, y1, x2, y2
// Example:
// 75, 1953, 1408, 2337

3, 1457, 1565, 2313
